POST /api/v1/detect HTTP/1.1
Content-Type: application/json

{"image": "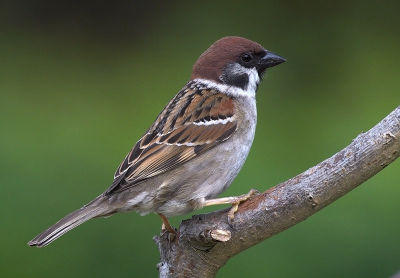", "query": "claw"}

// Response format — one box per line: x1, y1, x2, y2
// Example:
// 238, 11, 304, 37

204, 189, 260, 226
